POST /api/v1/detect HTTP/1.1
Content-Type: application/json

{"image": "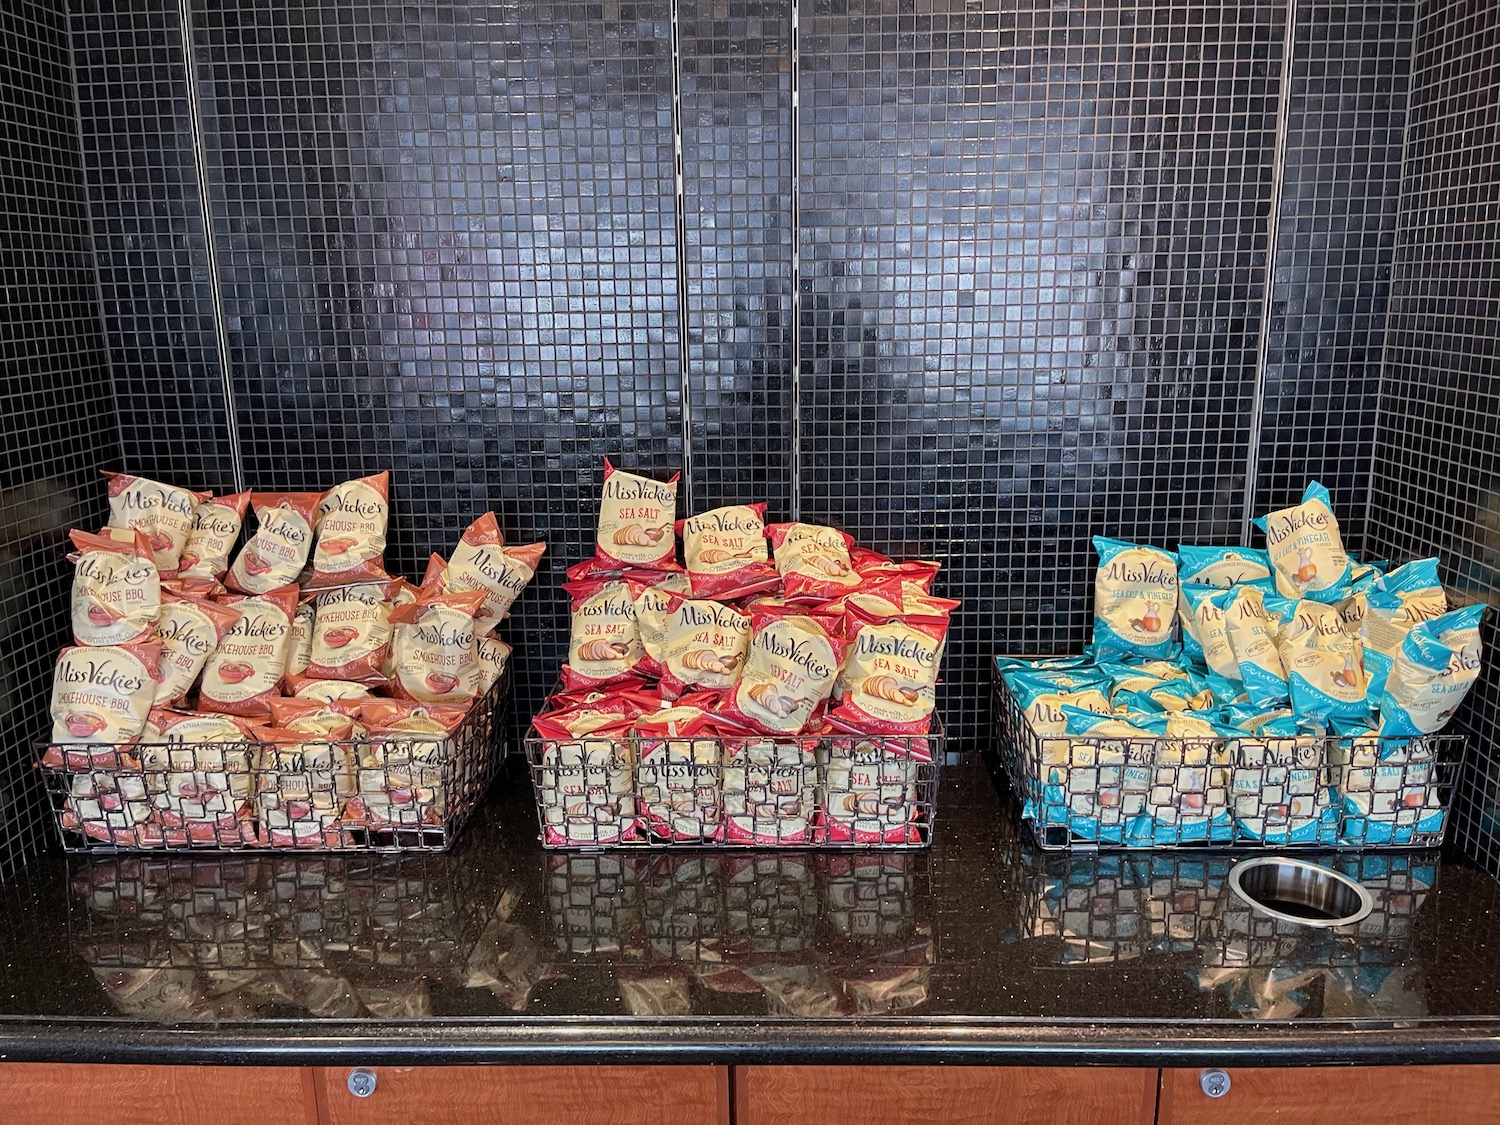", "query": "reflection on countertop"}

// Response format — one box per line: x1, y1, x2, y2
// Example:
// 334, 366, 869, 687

5, 757, 1500, 1029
